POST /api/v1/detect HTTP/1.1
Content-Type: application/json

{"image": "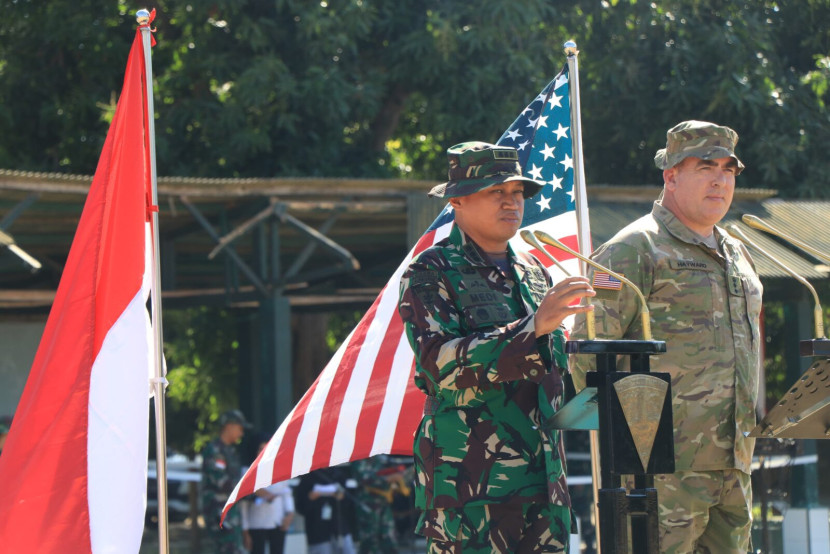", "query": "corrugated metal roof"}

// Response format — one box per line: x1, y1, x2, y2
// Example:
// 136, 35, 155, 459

2, 170, 828, 311
753, 199, 830, 263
